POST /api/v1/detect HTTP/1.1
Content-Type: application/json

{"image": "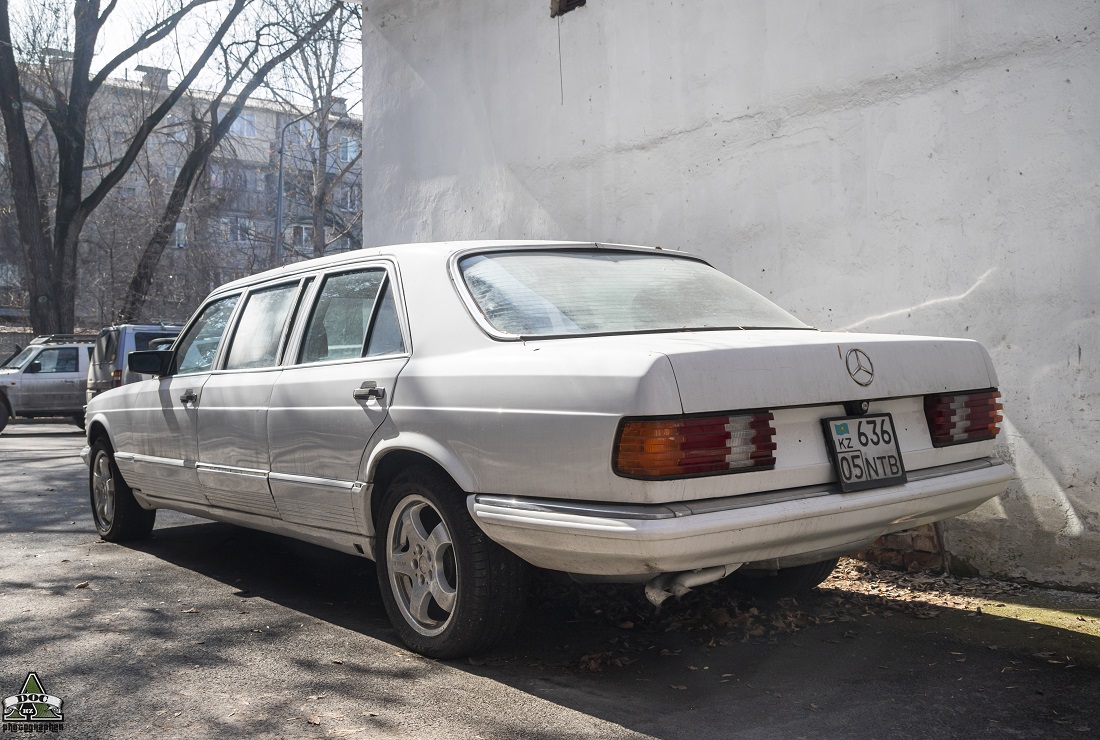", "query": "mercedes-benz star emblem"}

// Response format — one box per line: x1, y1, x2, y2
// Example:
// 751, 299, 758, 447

845, 348, 874, 386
